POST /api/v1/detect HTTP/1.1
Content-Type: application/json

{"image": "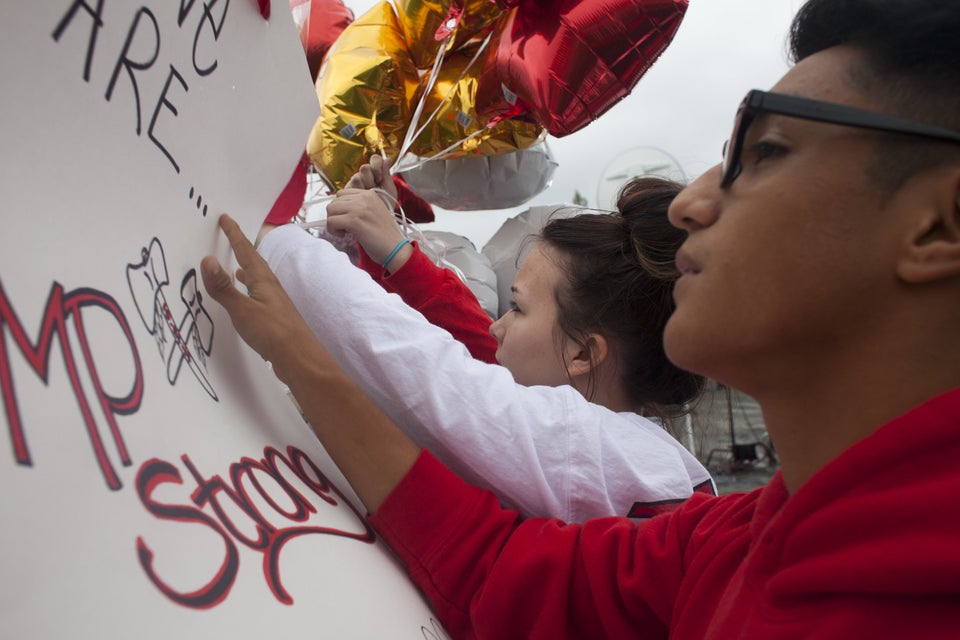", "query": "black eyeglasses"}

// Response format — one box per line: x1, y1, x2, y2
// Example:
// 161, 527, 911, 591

721, 89, 960, 188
